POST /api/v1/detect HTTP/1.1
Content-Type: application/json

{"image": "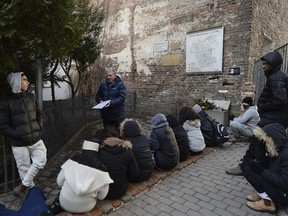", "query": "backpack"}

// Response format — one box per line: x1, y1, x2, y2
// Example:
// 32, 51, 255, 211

210, 119, 229, 145
202, 116, 229, 146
